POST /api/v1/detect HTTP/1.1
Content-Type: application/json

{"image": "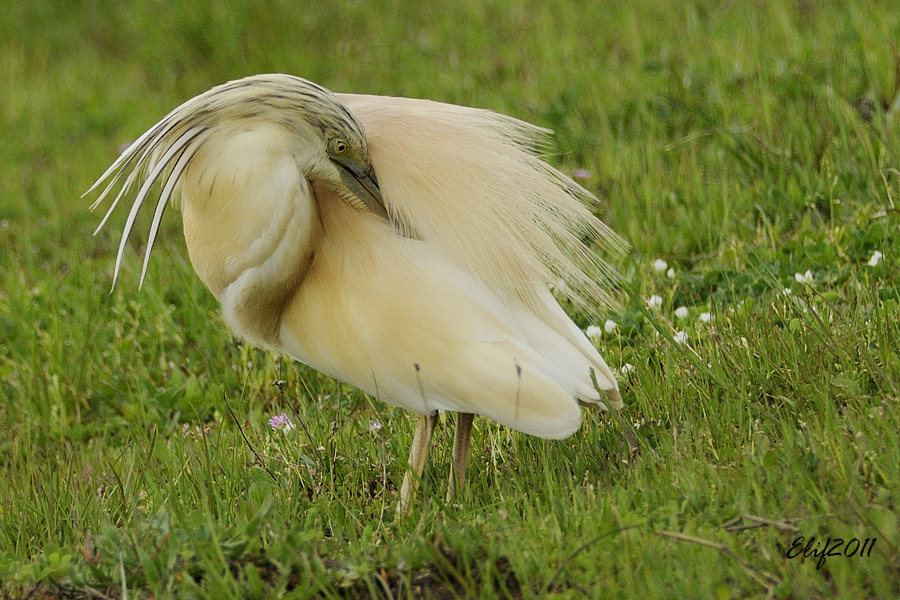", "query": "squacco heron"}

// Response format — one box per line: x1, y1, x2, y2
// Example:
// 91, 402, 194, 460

87, 74, 626, 514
